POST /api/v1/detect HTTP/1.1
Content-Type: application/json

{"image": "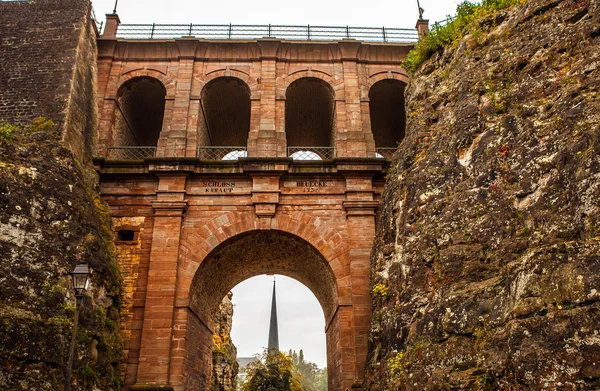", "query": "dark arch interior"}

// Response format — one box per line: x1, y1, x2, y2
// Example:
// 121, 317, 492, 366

285, 78, 335, 148
200, 77, 251, 147
189, 230, 337, 325
369, 79, 406, 147
114, 76, 166, 146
